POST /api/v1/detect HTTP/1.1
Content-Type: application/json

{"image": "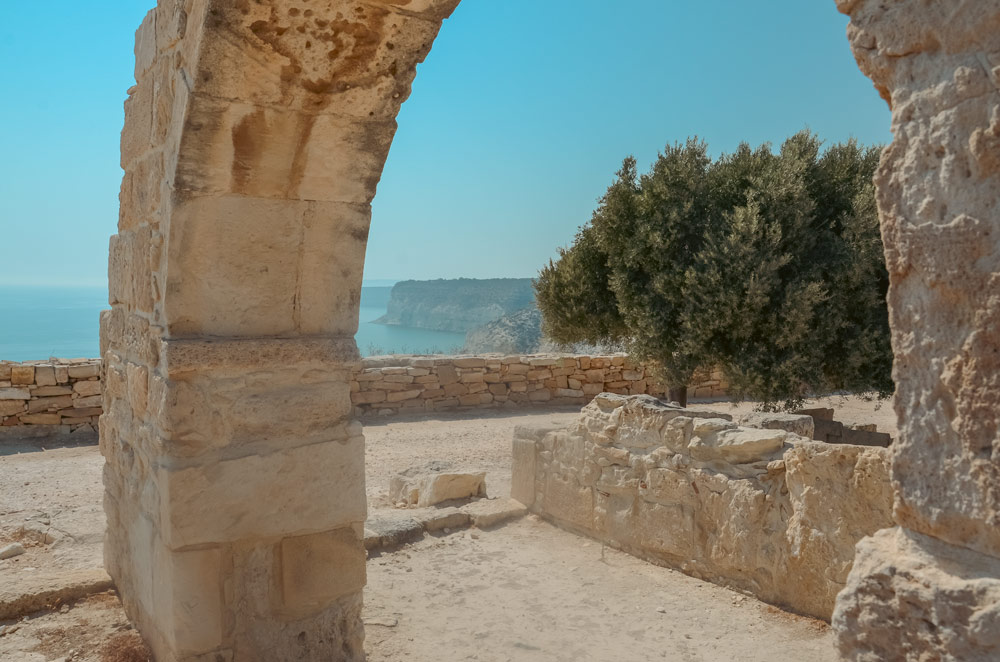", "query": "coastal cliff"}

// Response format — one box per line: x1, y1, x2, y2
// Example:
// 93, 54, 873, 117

375, 278, 535, 333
